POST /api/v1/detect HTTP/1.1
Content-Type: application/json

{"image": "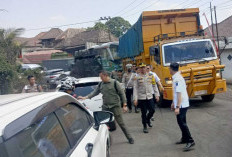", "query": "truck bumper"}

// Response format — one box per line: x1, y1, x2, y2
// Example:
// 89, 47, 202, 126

163, 79, 227, 101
